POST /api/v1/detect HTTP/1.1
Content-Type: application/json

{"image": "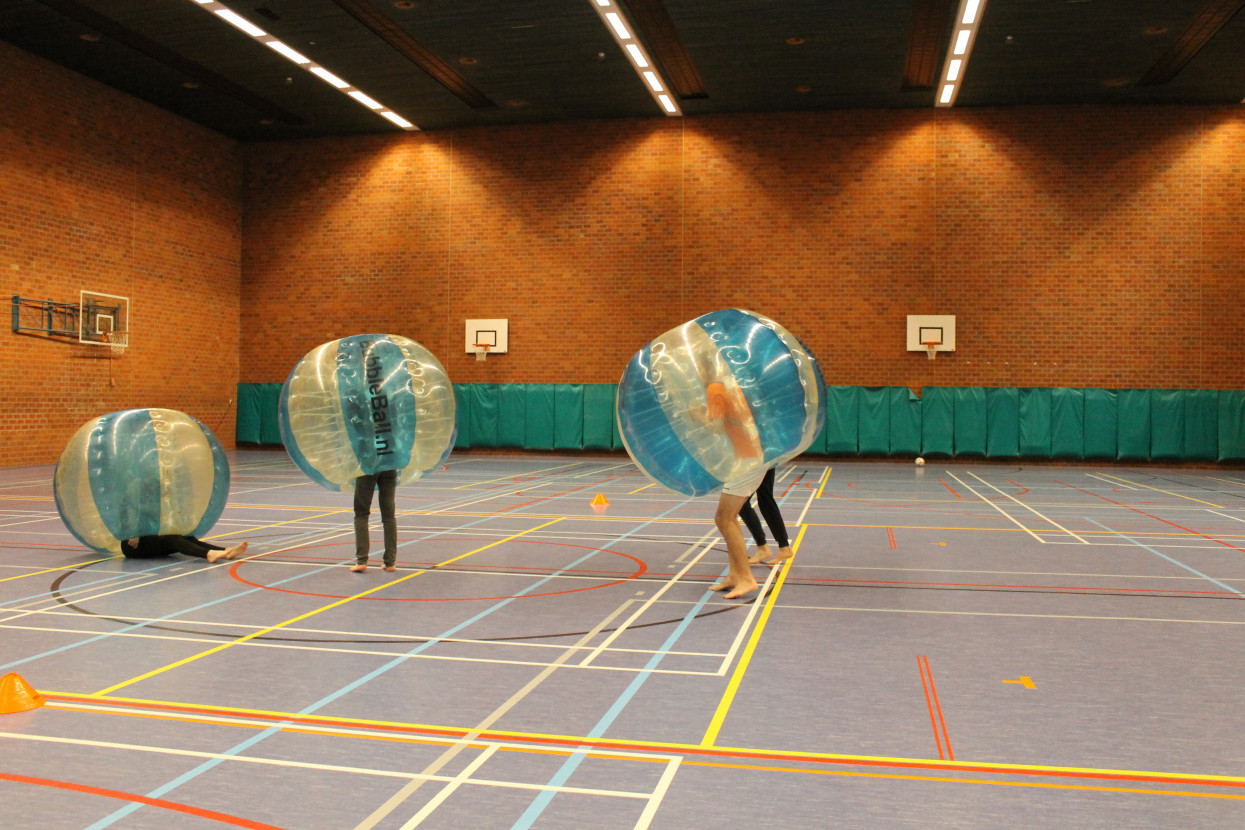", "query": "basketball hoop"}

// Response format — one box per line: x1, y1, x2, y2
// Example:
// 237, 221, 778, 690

923, 340, 938, 361
474, 343, 491, 362
106, 331, 128, 357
